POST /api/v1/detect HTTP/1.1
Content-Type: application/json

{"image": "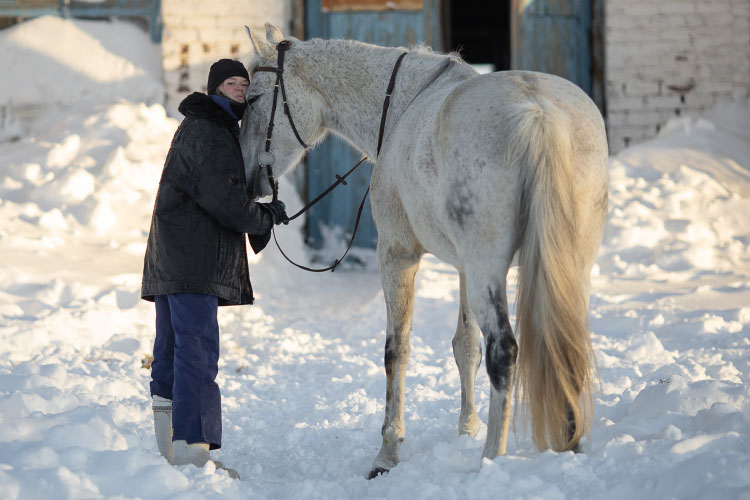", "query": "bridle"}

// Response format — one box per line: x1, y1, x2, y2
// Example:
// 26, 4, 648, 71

249, 40, 407, 272
253, 40, 309, 202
